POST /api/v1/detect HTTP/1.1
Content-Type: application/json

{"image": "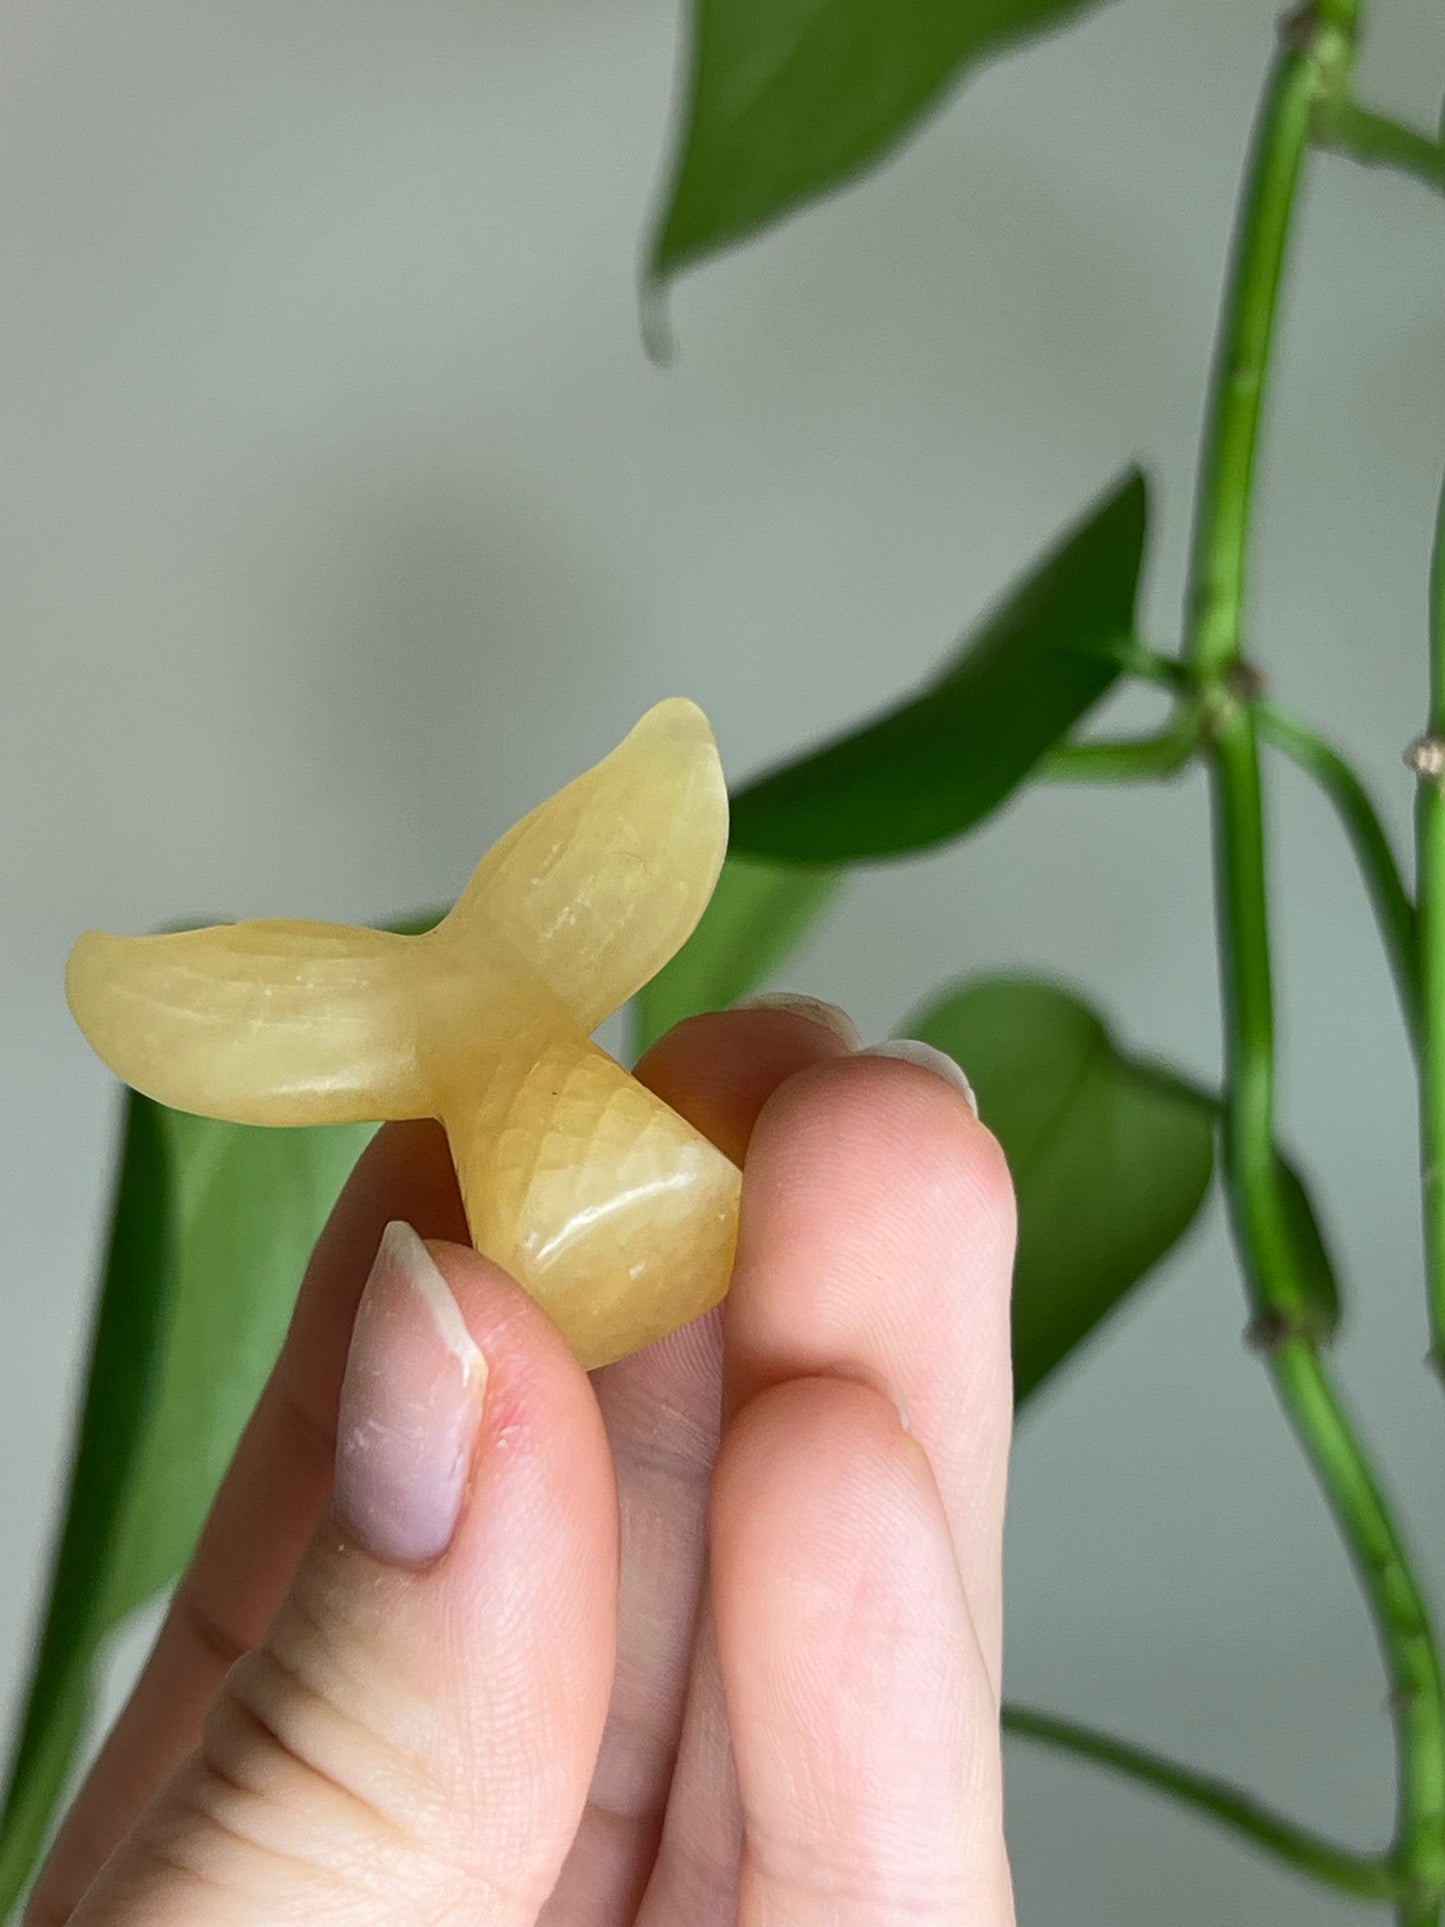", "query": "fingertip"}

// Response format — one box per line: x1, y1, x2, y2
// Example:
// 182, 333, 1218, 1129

421, 1232, 581, 1367
634, 1004, 855, 1165
759, 1048, 1017, 1225
740, 1051, 1017, 1323
409, 1235, 614, 1531
331, 1224, 492, 1568
277, 1120, 470, 1439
